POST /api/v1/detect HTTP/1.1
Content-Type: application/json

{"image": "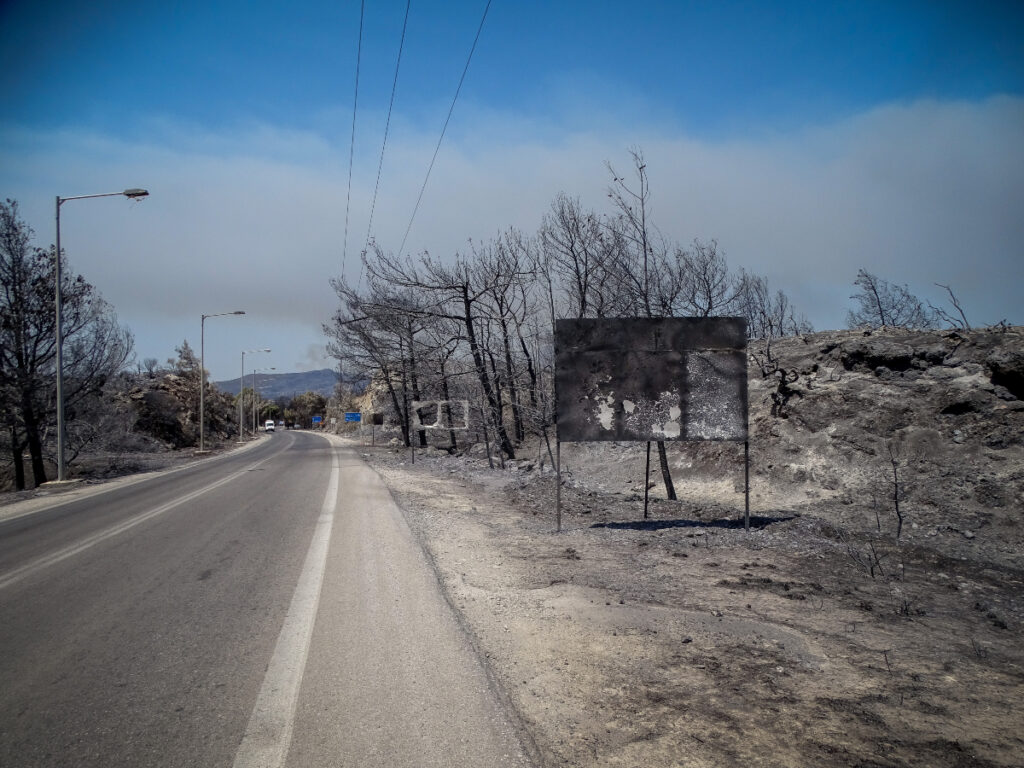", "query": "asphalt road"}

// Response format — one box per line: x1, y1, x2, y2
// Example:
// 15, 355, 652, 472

0, 432, 533, 767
